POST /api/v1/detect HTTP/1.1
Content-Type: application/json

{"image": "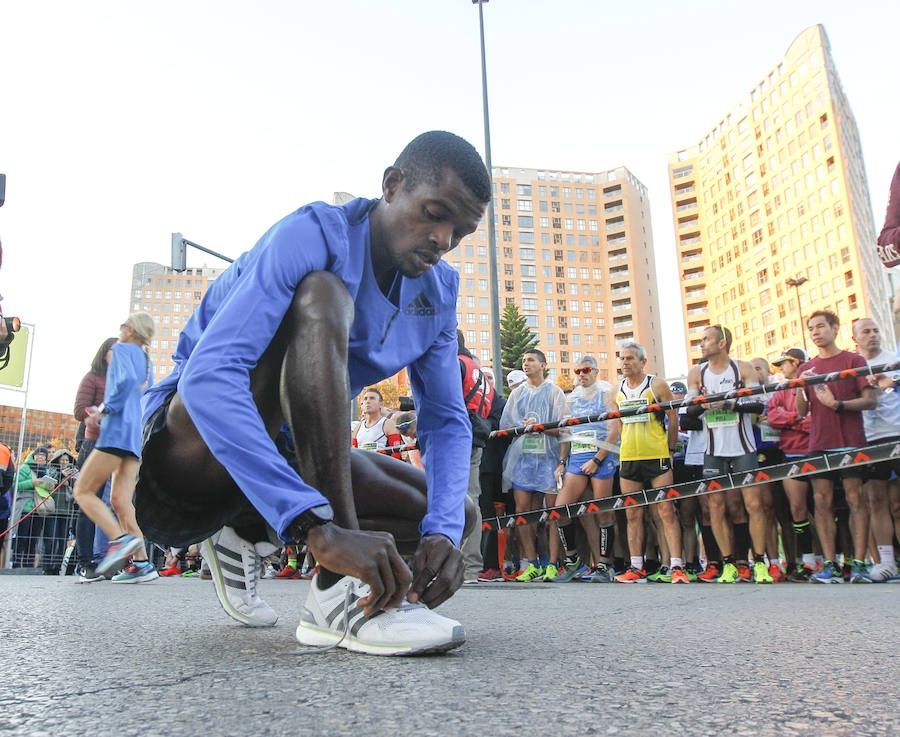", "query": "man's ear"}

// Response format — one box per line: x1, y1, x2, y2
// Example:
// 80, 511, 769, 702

382, 166, 405, 203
